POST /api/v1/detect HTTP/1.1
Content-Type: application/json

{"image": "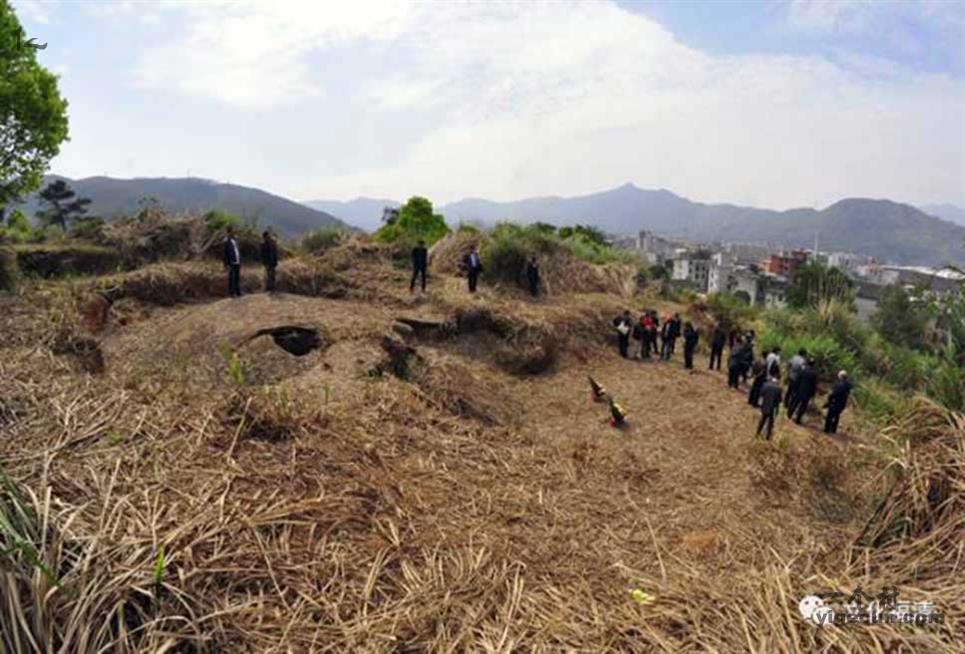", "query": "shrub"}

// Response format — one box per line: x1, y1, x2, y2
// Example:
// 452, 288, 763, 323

2, 209, 31, 243
373, 196, 449, 251
0, 246, 19, 292
707, 293, 759, 331
70, 216, 106, 242
301, 227, 344, 253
